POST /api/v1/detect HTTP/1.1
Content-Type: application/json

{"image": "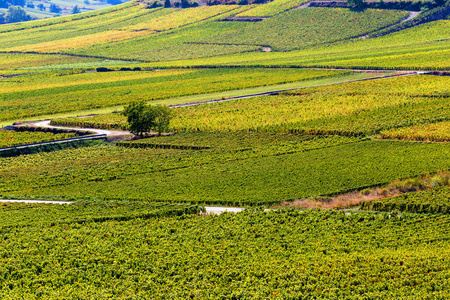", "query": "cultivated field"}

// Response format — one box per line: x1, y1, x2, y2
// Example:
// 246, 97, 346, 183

0, 0, 450, 297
